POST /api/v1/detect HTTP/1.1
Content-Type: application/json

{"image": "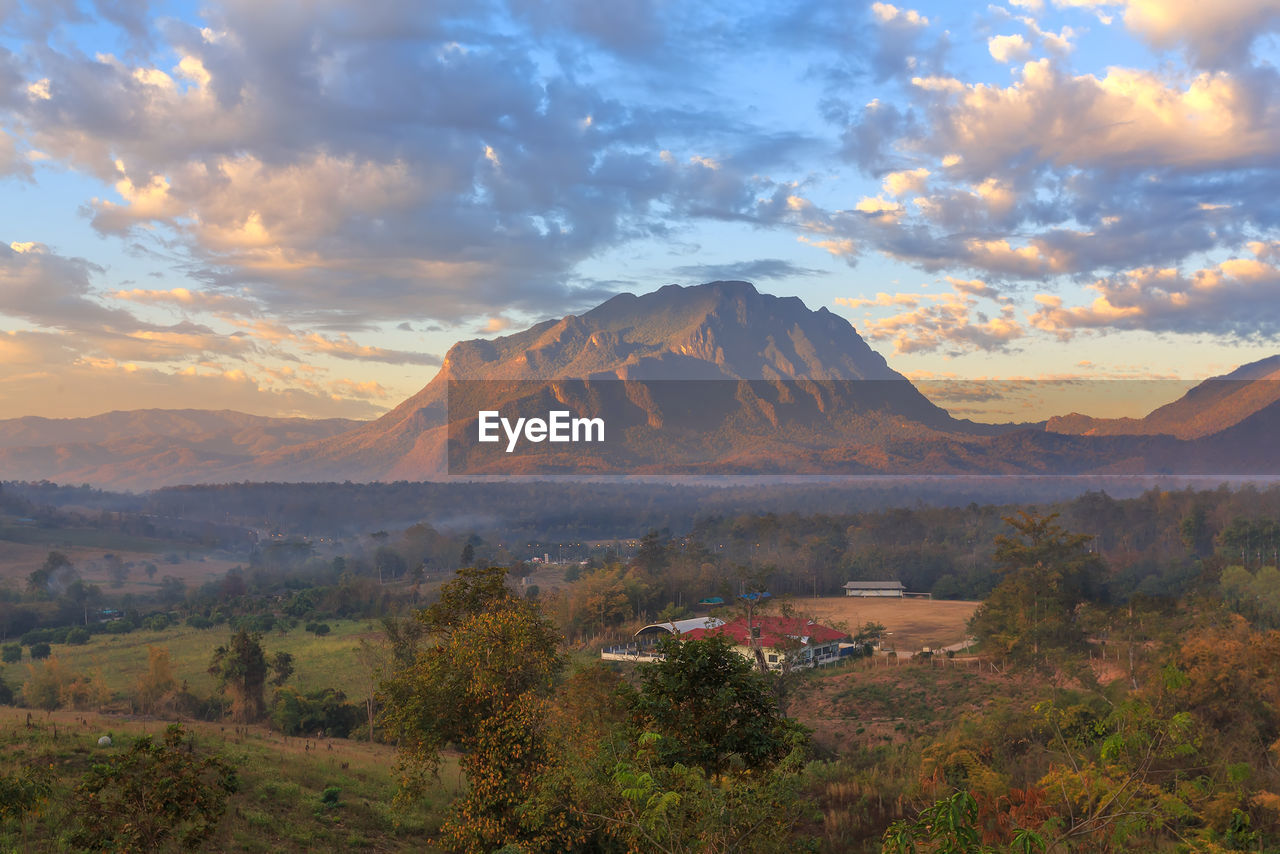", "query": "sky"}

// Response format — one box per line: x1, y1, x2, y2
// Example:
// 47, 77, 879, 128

1, 0, 1278, 421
